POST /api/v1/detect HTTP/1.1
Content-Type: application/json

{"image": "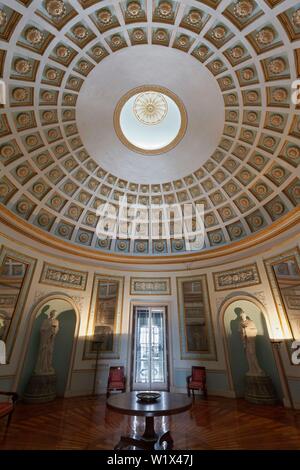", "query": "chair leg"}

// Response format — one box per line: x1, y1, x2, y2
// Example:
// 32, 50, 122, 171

6, 411, 13, 428
106, 390, 110, 398
187, 387, 190, 397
